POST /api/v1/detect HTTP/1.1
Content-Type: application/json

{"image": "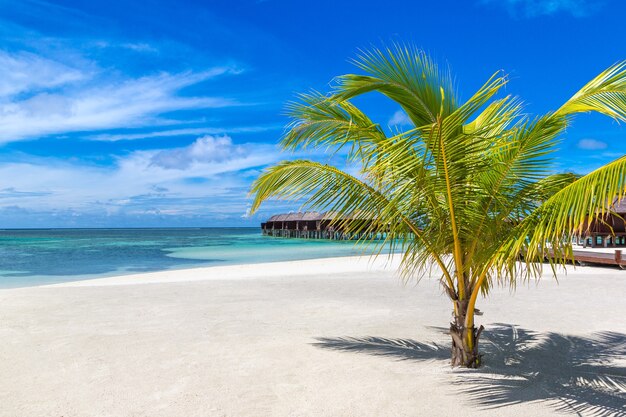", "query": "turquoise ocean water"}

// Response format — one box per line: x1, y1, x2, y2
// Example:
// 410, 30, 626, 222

0, 228, 375, 288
